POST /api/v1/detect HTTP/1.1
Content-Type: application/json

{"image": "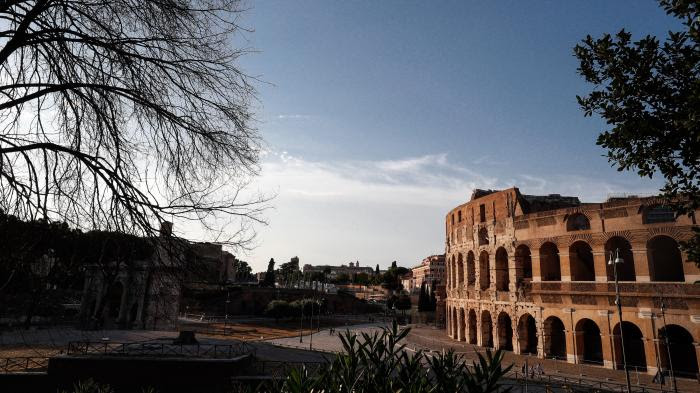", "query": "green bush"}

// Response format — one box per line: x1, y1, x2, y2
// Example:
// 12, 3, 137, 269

242, 321, 512, 393
264, 300, 295, 320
